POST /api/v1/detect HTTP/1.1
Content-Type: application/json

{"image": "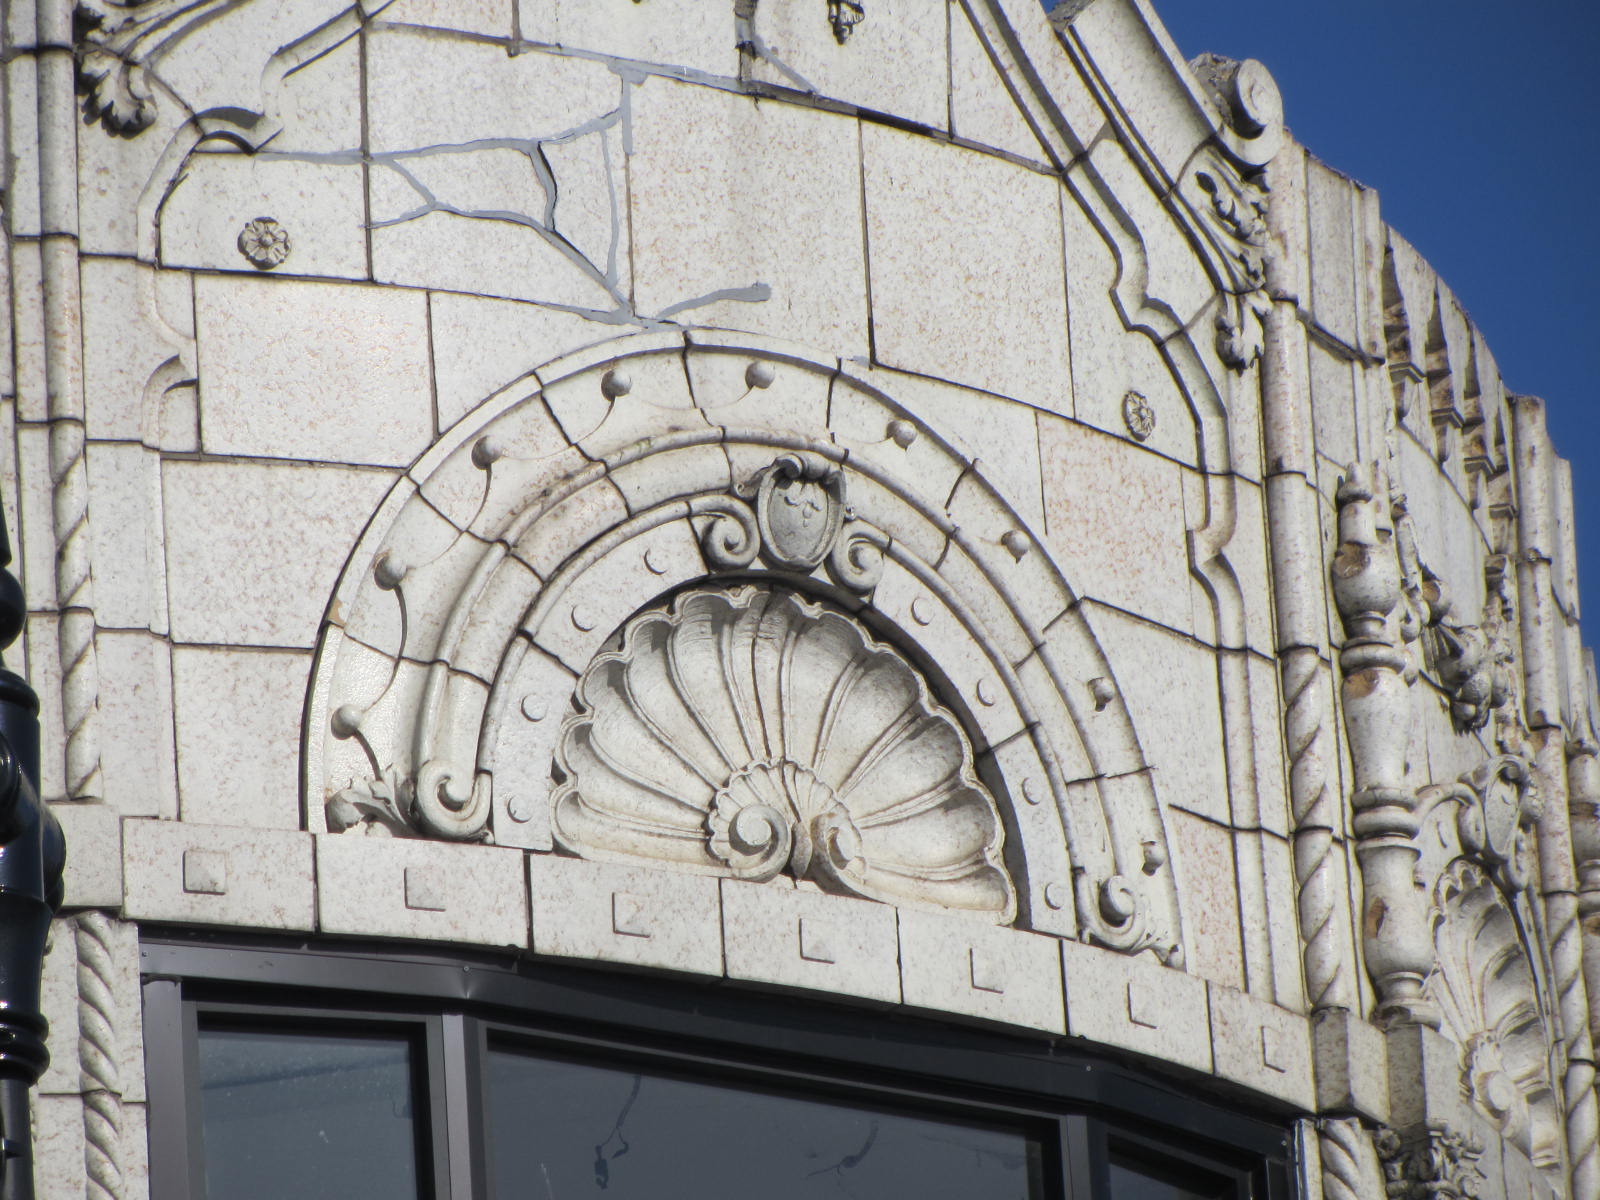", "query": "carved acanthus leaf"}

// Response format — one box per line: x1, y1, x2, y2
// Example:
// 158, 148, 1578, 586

1374, 1125, 1485, 1199
74, 0, 233, 132
1183, 164, 1271, 371
551, 585, 1018, 921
